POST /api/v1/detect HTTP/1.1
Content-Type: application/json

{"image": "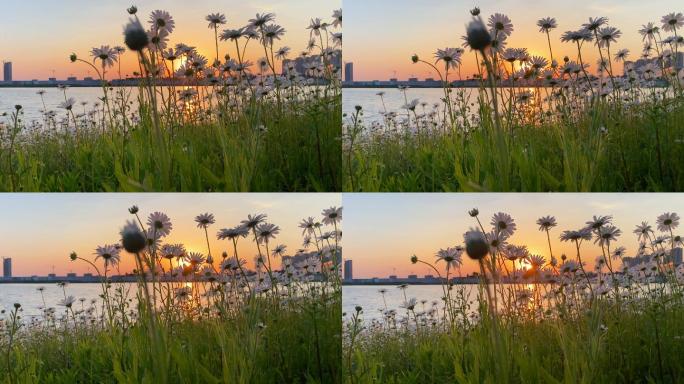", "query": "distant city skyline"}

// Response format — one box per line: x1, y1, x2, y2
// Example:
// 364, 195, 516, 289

344, 193, 684, 279
346, 0, 682, 81
3, 62, 12, 82
0, 0, 338, 81
2, 257, 11, 278
0, 194, 339, 276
